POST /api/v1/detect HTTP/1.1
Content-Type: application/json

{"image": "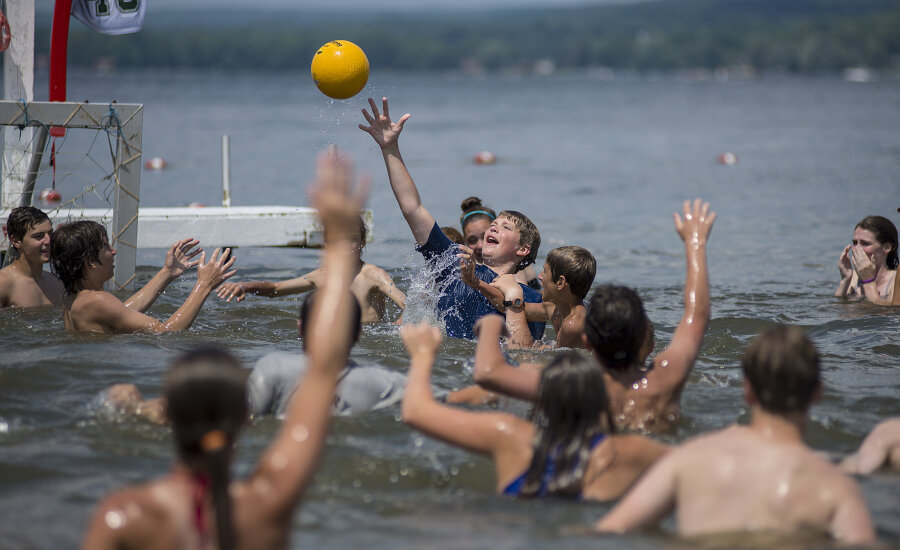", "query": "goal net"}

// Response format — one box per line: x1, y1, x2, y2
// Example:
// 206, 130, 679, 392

0, 100, 143, 290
